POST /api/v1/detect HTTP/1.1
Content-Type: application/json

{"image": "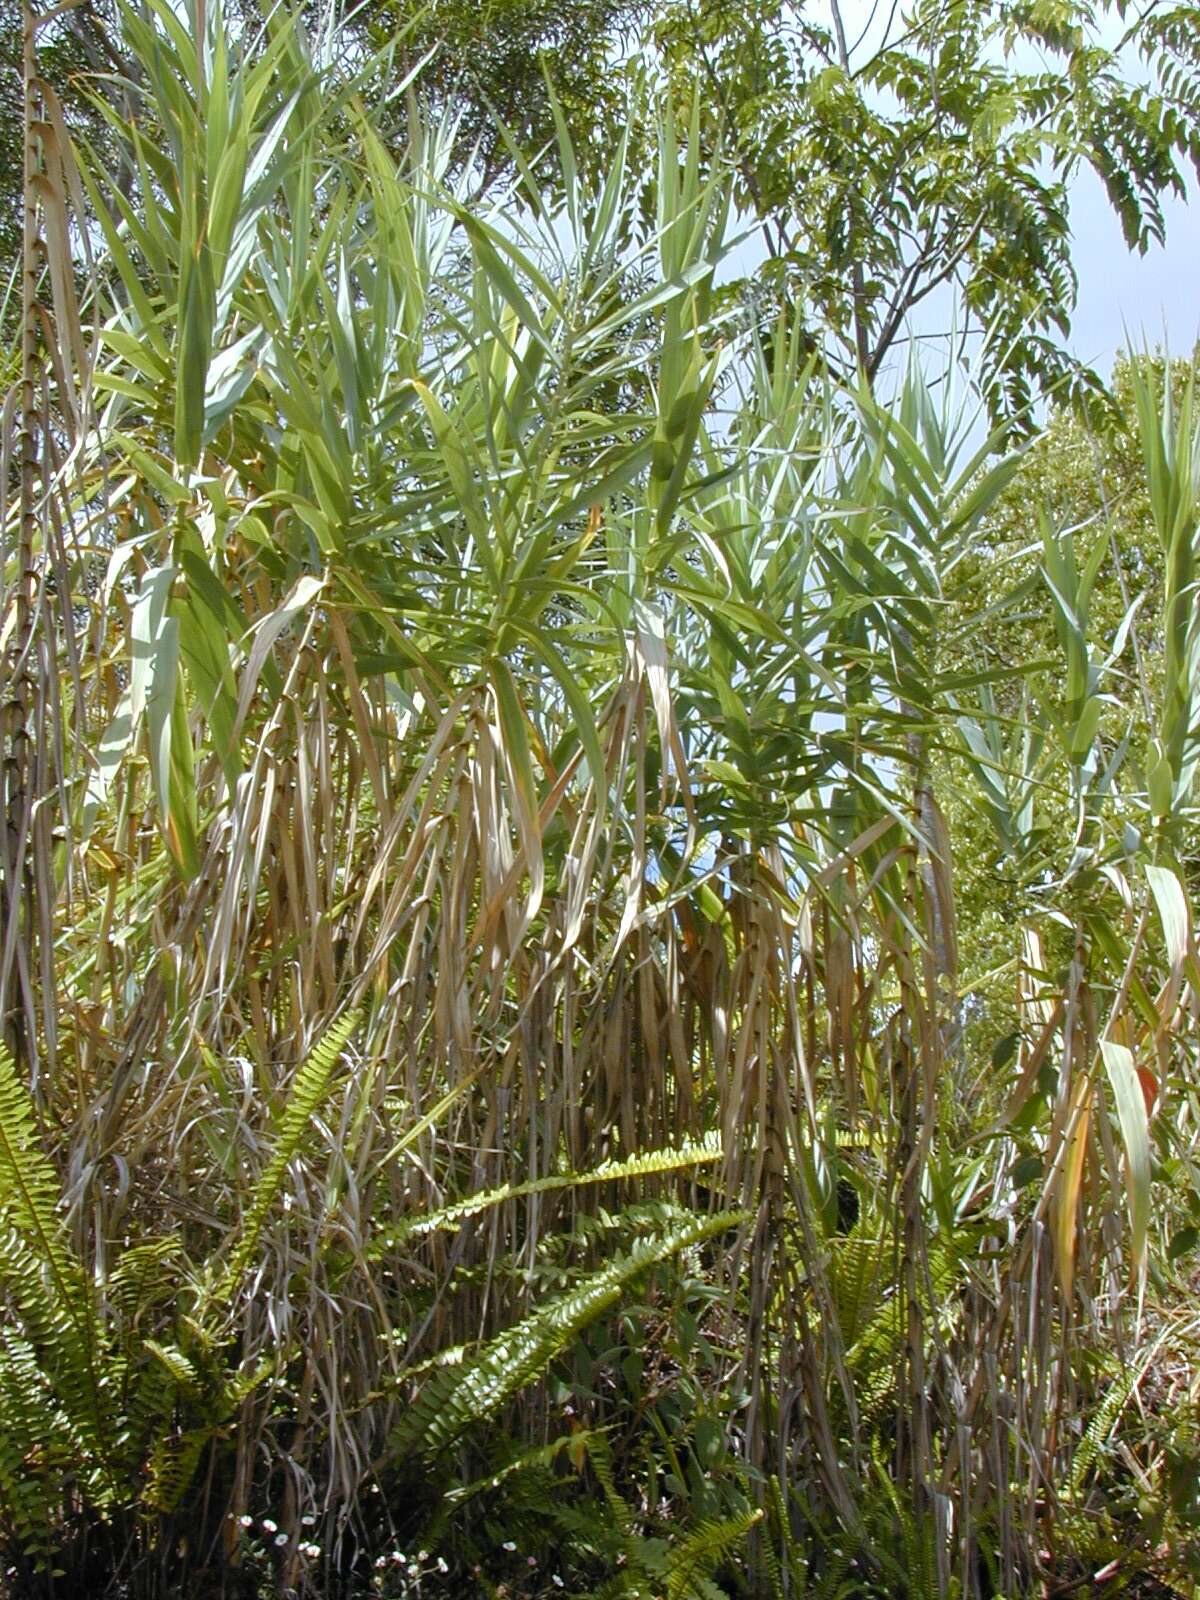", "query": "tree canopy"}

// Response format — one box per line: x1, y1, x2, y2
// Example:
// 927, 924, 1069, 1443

6, 0, 1199, 414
